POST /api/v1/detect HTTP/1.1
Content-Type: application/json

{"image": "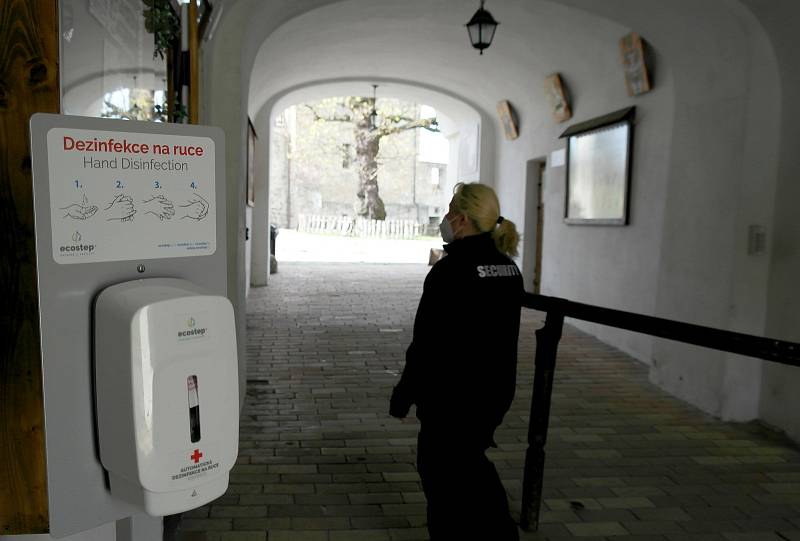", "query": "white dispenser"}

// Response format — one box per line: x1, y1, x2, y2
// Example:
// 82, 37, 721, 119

94, 278, 239, 516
